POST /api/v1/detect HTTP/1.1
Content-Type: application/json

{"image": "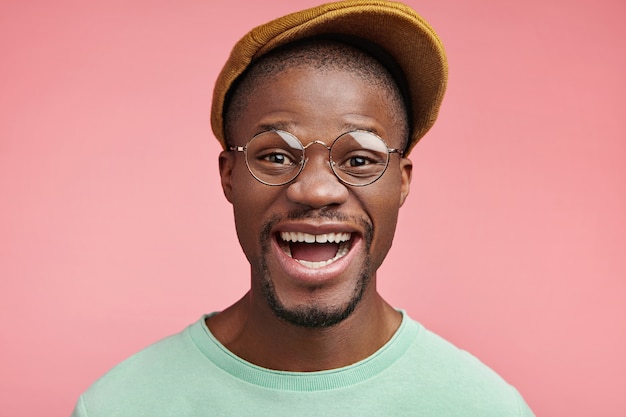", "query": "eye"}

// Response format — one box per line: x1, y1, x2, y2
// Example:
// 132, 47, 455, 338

334, 149, 387, 180
339, 151, 384, 168
256, 149, 298, 166
347, 155, 372, 167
